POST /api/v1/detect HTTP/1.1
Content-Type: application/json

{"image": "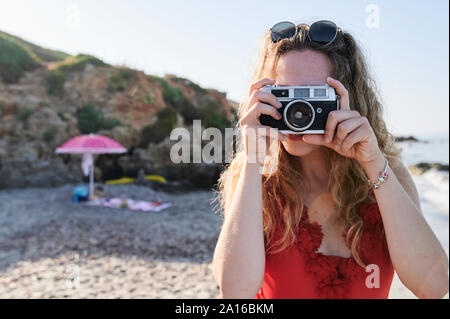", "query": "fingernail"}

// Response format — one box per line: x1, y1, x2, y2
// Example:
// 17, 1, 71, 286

277, 101, 282, 107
